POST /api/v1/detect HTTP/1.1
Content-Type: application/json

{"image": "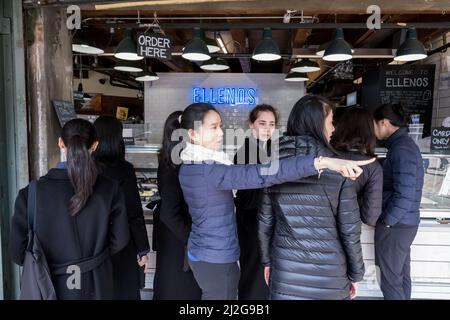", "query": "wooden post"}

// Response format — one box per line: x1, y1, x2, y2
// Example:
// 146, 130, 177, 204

25, 6, 73, 179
